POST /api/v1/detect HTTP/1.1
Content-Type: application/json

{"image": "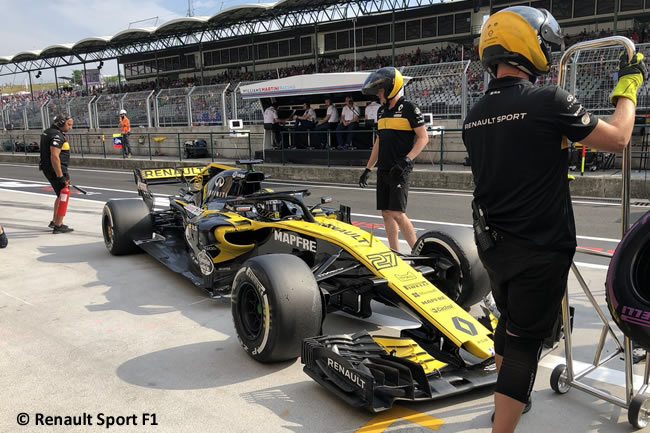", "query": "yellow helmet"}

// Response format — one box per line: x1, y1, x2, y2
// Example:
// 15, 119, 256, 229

479, 6, 564, 77
362, 67, 404, 100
